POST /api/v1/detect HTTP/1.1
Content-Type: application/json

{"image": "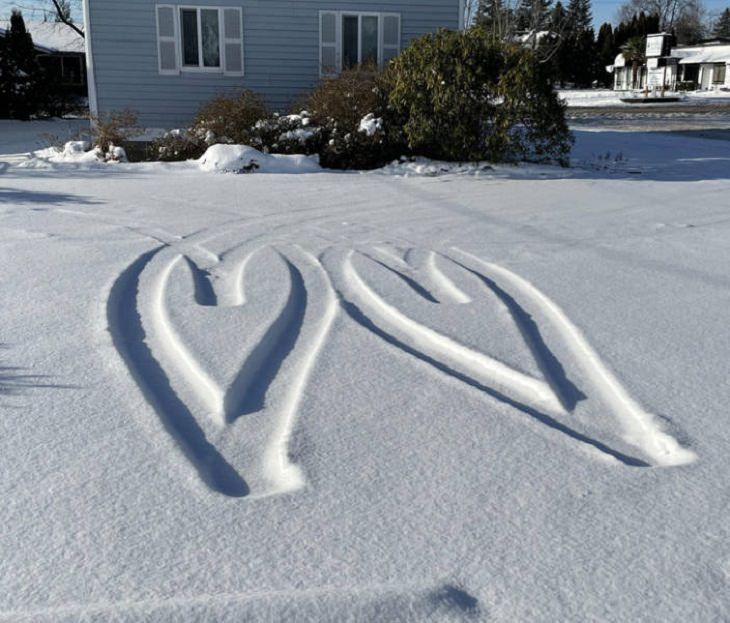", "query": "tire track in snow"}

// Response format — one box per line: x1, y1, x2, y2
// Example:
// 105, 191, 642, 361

451, 248, 697, 467
223, 253, 308, 422
106, 247, 249, 497
442, 254, 586, 412
261, 249, 338, 494
341, 250, 563, 413
329, 248, 649, 467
